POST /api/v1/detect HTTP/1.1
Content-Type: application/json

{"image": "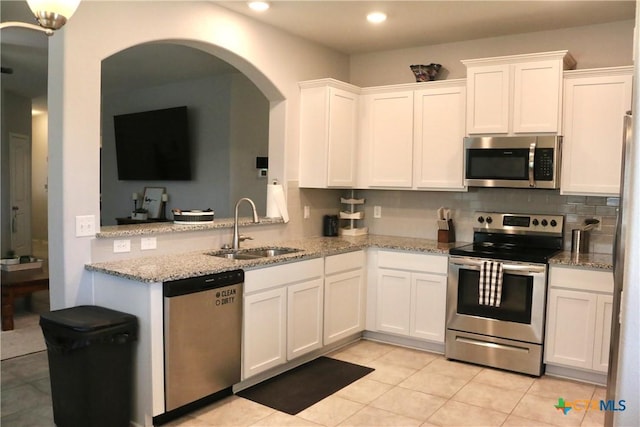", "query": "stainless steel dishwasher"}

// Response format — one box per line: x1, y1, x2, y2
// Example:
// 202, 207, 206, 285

163, 269, 243, 412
